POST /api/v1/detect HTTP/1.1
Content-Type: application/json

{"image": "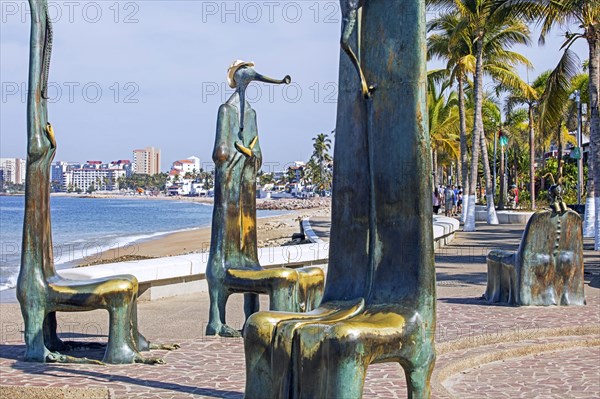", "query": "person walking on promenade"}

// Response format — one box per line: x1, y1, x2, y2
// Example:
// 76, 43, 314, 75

432, 187, 441, 214
444, 185, 455, 217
